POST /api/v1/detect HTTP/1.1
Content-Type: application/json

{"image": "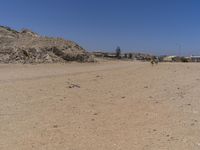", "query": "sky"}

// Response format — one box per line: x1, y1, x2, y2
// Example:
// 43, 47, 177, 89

1, 0, 200, 55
